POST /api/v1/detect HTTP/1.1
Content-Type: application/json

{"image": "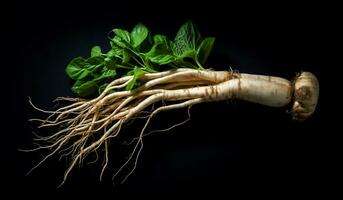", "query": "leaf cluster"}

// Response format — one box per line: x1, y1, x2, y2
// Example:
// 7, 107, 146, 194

65, 20, 215, 97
